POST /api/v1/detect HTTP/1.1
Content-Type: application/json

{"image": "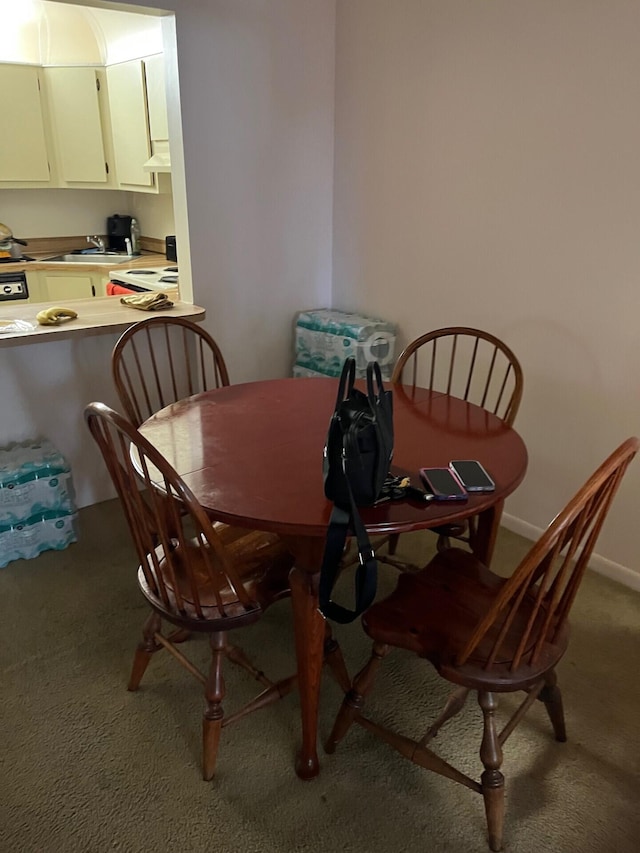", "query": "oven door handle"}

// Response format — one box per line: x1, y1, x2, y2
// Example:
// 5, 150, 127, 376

108, 280, 152, 294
